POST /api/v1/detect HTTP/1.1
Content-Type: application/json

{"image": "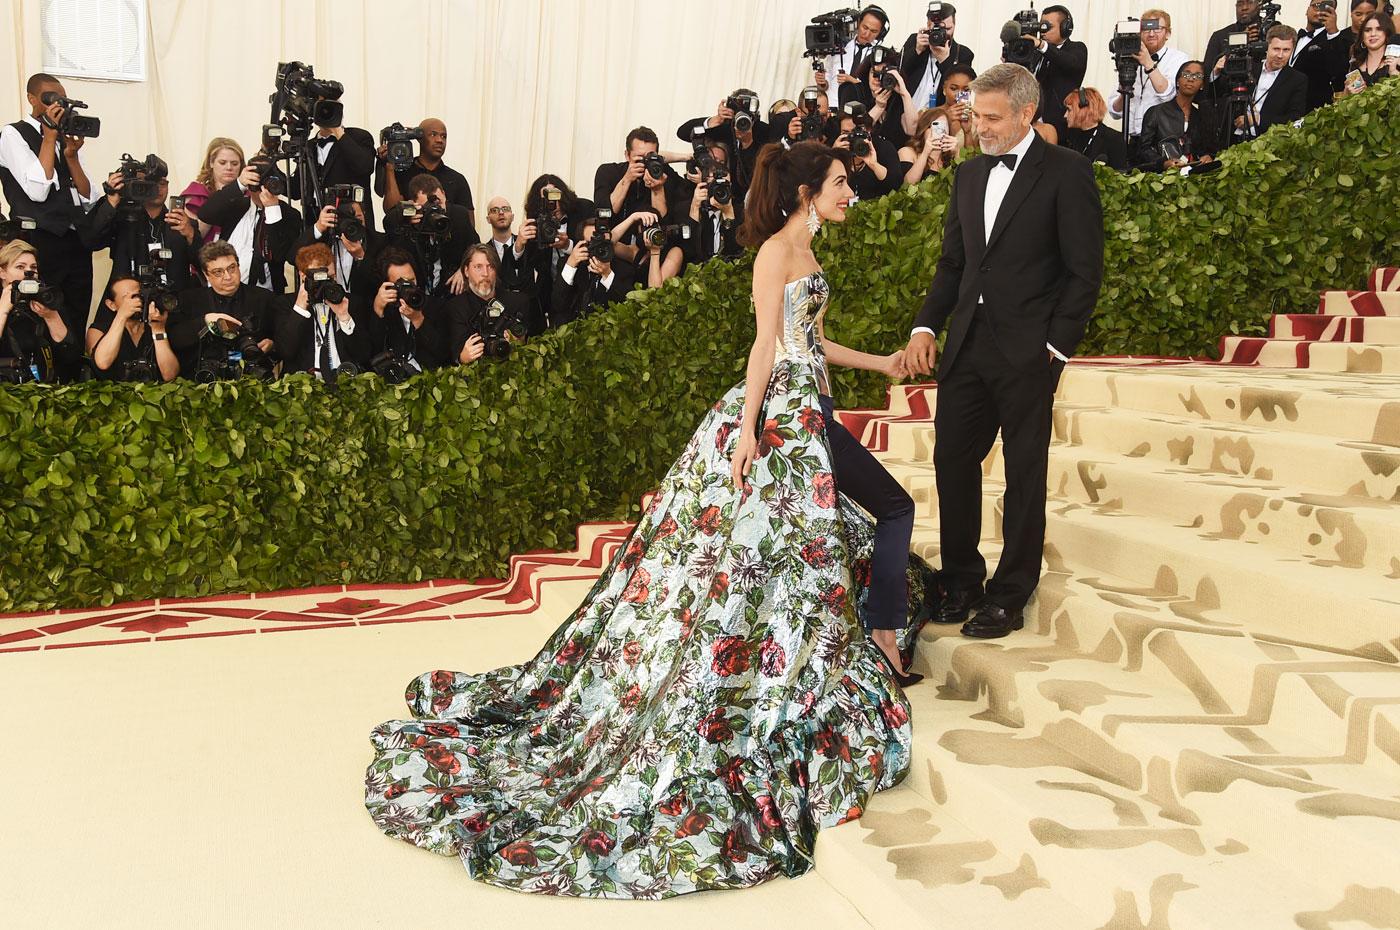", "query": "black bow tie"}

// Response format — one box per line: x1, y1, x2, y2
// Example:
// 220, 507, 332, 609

316, 136, 335, 149
990, 153, 1018, 171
